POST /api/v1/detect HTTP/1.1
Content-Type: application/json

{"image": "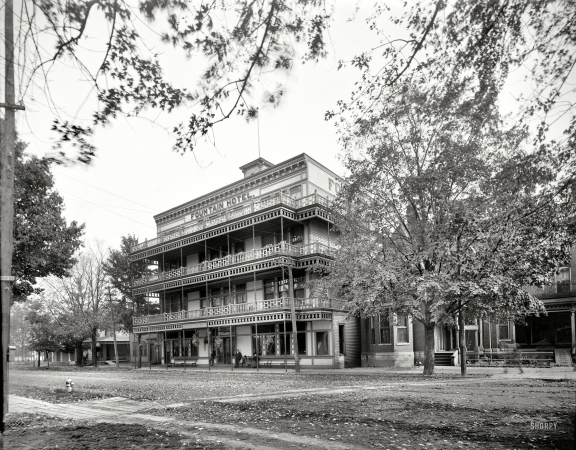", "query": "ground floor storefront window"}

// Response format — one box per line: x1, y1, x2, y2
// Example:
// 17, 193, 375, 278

515, 312, 572, 345
165, 330, 200, 362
